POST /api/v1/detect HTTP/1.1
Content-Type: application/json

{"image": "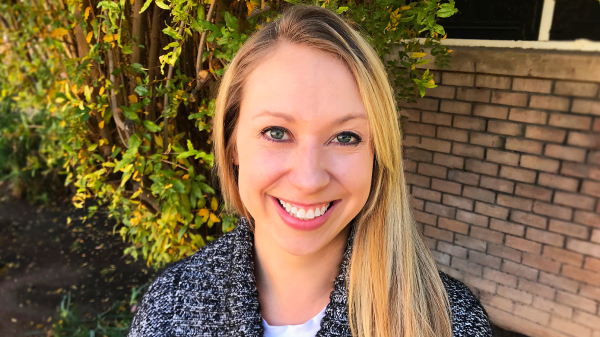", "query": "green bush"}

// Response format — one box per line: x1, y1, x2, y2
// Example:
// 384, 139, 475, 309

0, 0, 455, 268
